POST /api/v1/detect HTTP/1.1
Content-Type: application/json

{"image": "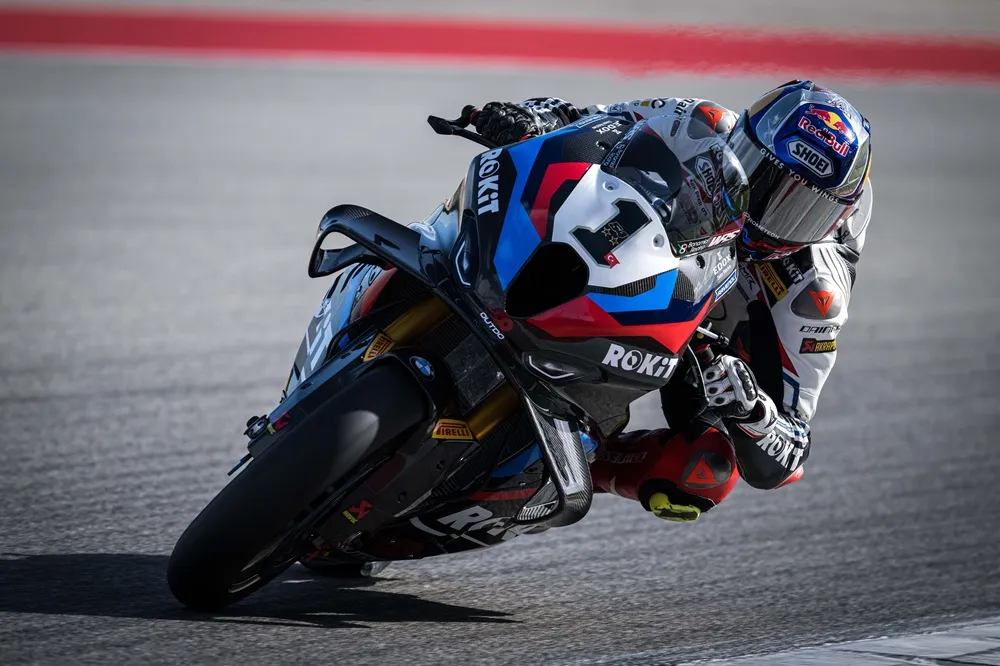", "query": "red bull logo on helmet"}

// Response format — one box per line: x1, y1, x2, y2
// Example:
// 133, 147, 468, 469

805, 105, 854, 139
797, 115, 852, 158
